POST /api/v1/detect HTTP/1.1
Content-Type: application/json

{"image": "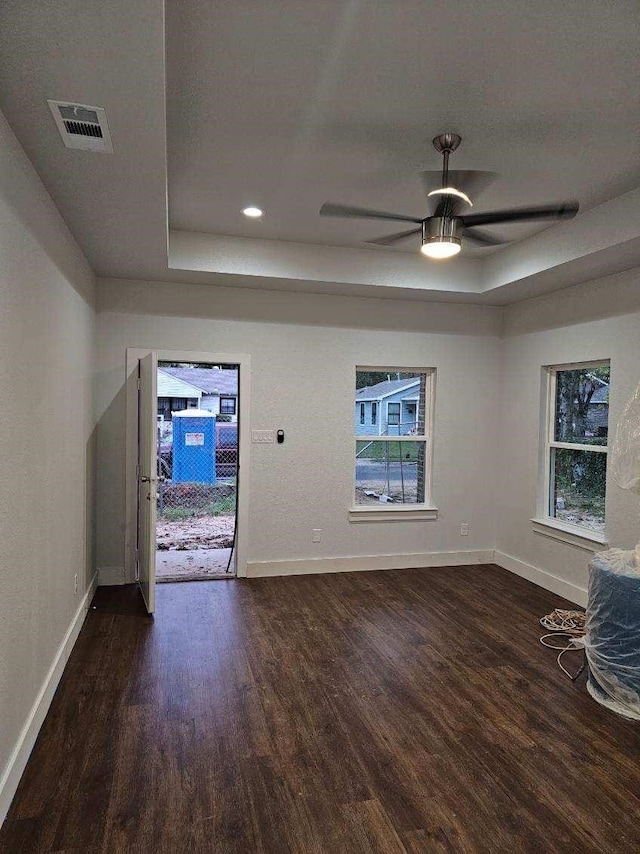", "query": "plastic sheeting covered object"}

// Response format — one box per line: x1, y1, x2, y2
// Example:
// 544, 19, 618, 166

585, 549, 640, 720
611, 382, 640, 495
